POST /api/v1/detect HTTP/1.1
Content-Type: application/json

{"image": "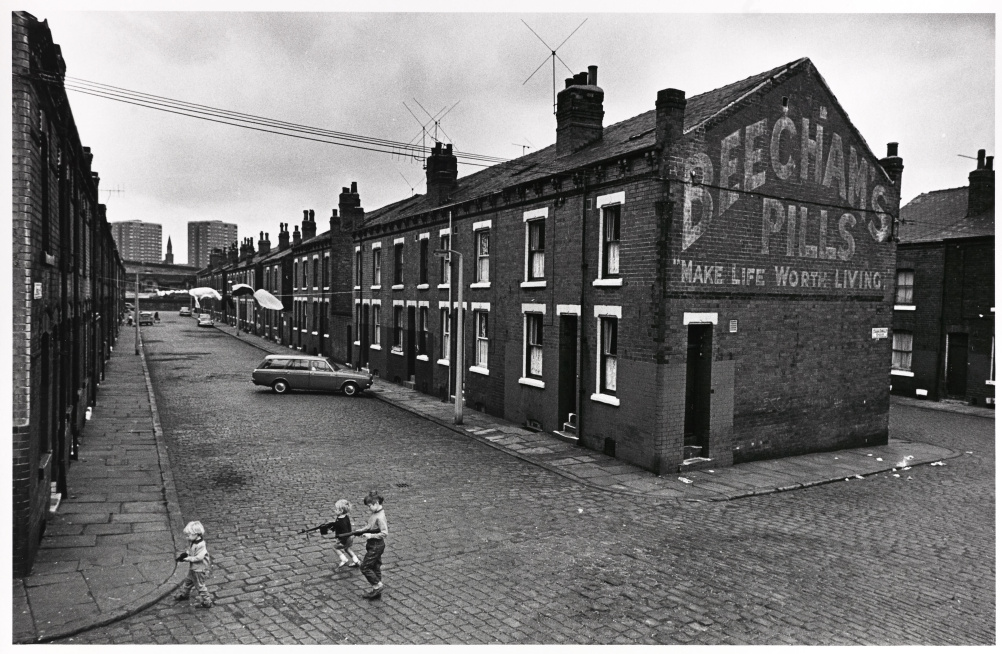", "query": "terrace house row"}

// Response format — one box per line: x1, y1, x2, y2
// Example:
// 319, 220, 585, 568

195, 184, 363, 364
351, 58, 901, 474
